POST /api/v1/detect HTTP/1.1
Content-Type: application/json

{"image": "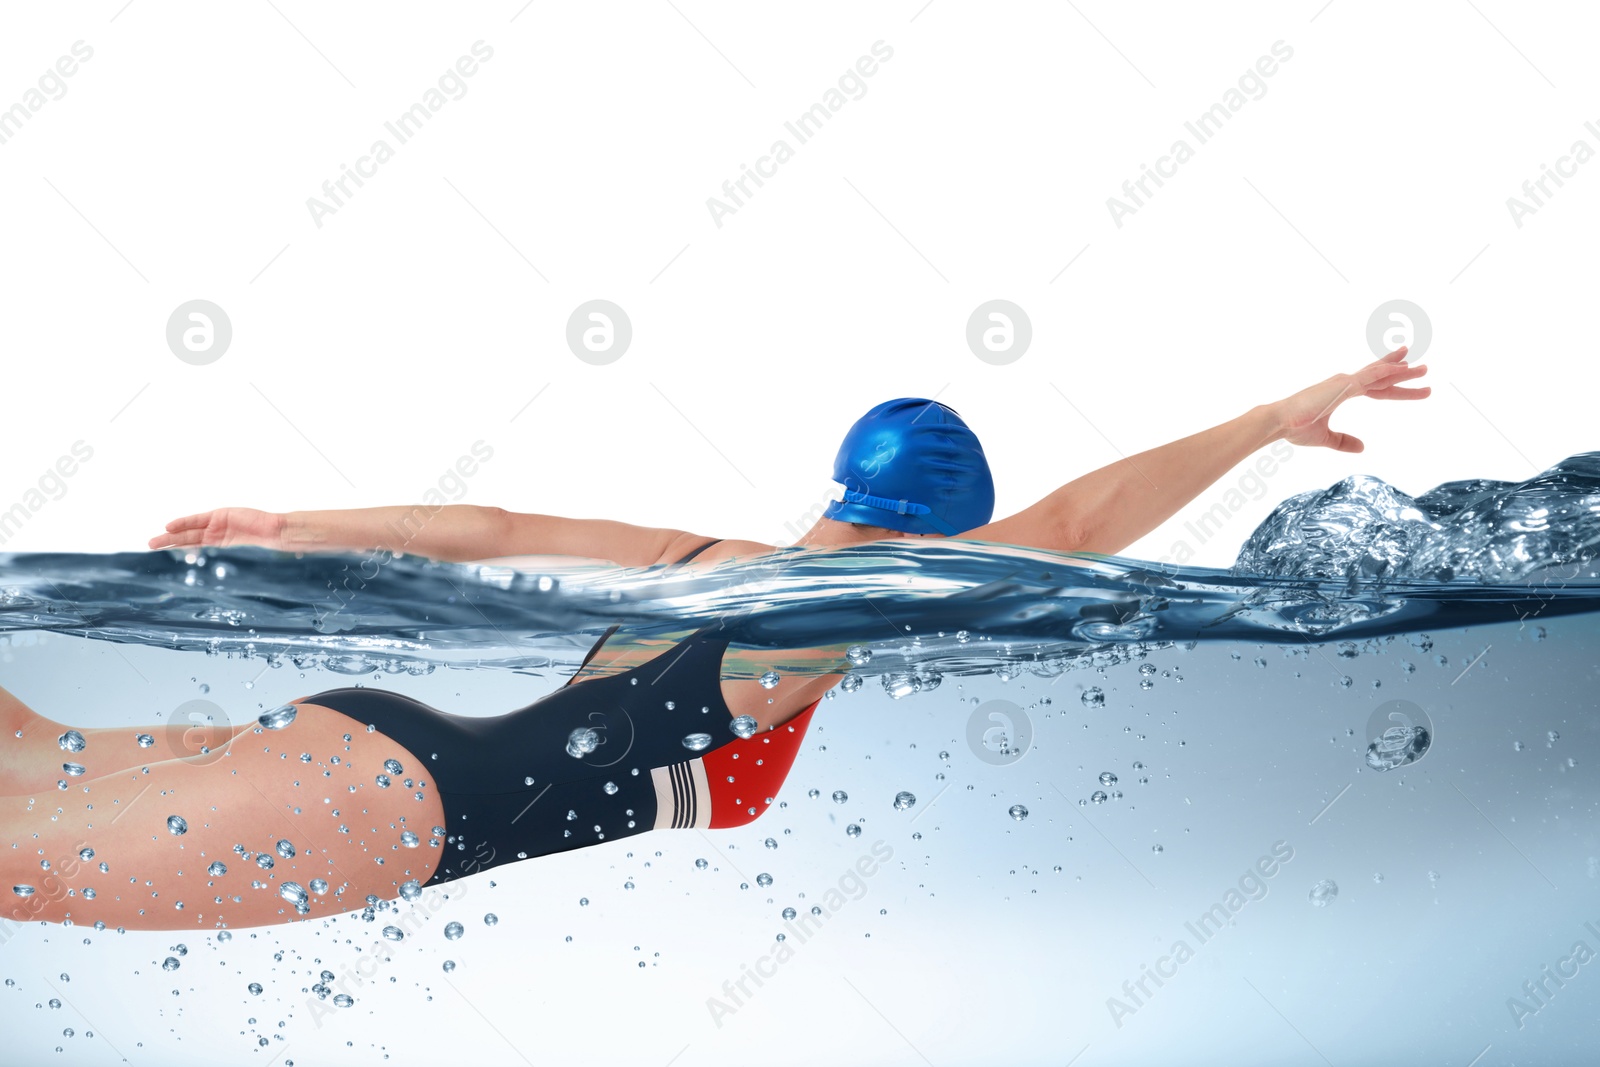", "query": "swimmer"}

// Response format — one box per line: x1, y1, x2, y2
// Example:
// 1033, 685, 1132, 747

1, 349, 1427, 930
